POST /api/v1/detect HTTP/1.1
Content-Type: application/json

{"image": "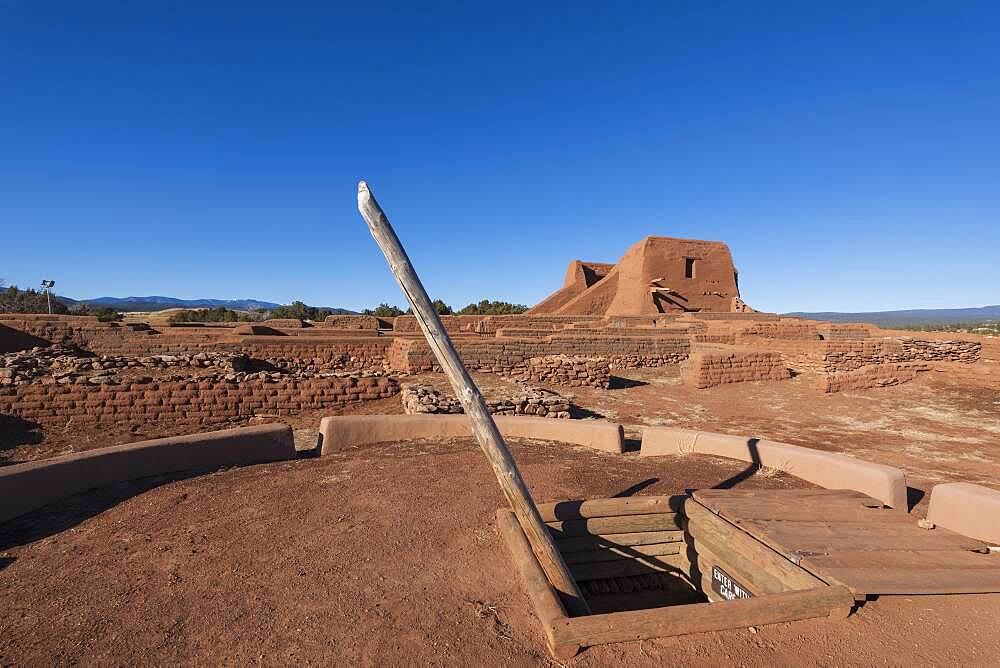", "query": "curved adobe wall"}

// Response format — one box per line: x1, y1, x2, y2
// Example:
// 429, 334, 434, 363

318, 414, 625, 455
640, 426, 907, 509
927, 483, 1000, 545
0, 424, 295, 525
